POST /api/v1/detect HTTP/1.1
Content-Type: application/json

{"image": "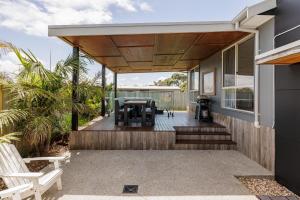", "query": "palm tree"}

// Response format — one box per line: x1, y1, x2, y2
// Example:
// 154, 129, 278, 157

0, 40, 19, 143
0, 40, 12, 57
0, 45, 97, 154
